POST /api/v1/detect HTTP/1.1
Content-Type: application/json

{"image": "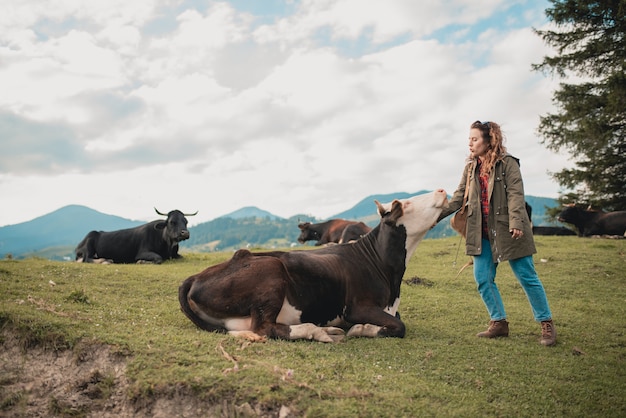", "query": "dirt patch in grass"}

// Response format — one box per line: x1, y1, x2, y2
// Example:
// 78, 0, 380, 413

0, 331, 292, 417
403, 276, 434, 286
